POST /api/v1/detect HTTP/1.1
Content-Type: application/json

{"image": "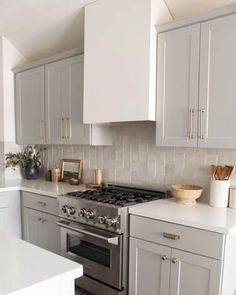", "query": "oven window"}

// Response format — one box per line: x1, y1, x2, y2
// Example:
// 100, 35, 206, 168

67, 233, 111, 267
